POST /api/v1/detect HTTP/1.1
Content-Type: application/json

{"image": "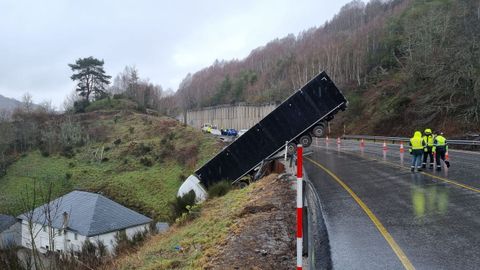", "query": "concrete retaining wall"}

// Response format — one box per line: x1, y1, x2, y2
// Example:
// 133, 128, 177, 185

182, 103, 277, 130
